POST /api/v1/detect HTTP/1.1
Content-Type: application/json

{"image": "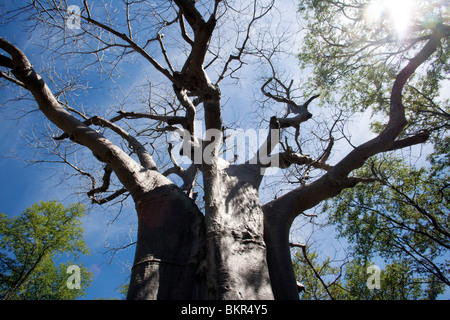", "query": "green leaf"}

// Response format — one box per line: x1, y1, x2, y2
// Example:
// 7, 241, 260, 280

0, 201, 92, 300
